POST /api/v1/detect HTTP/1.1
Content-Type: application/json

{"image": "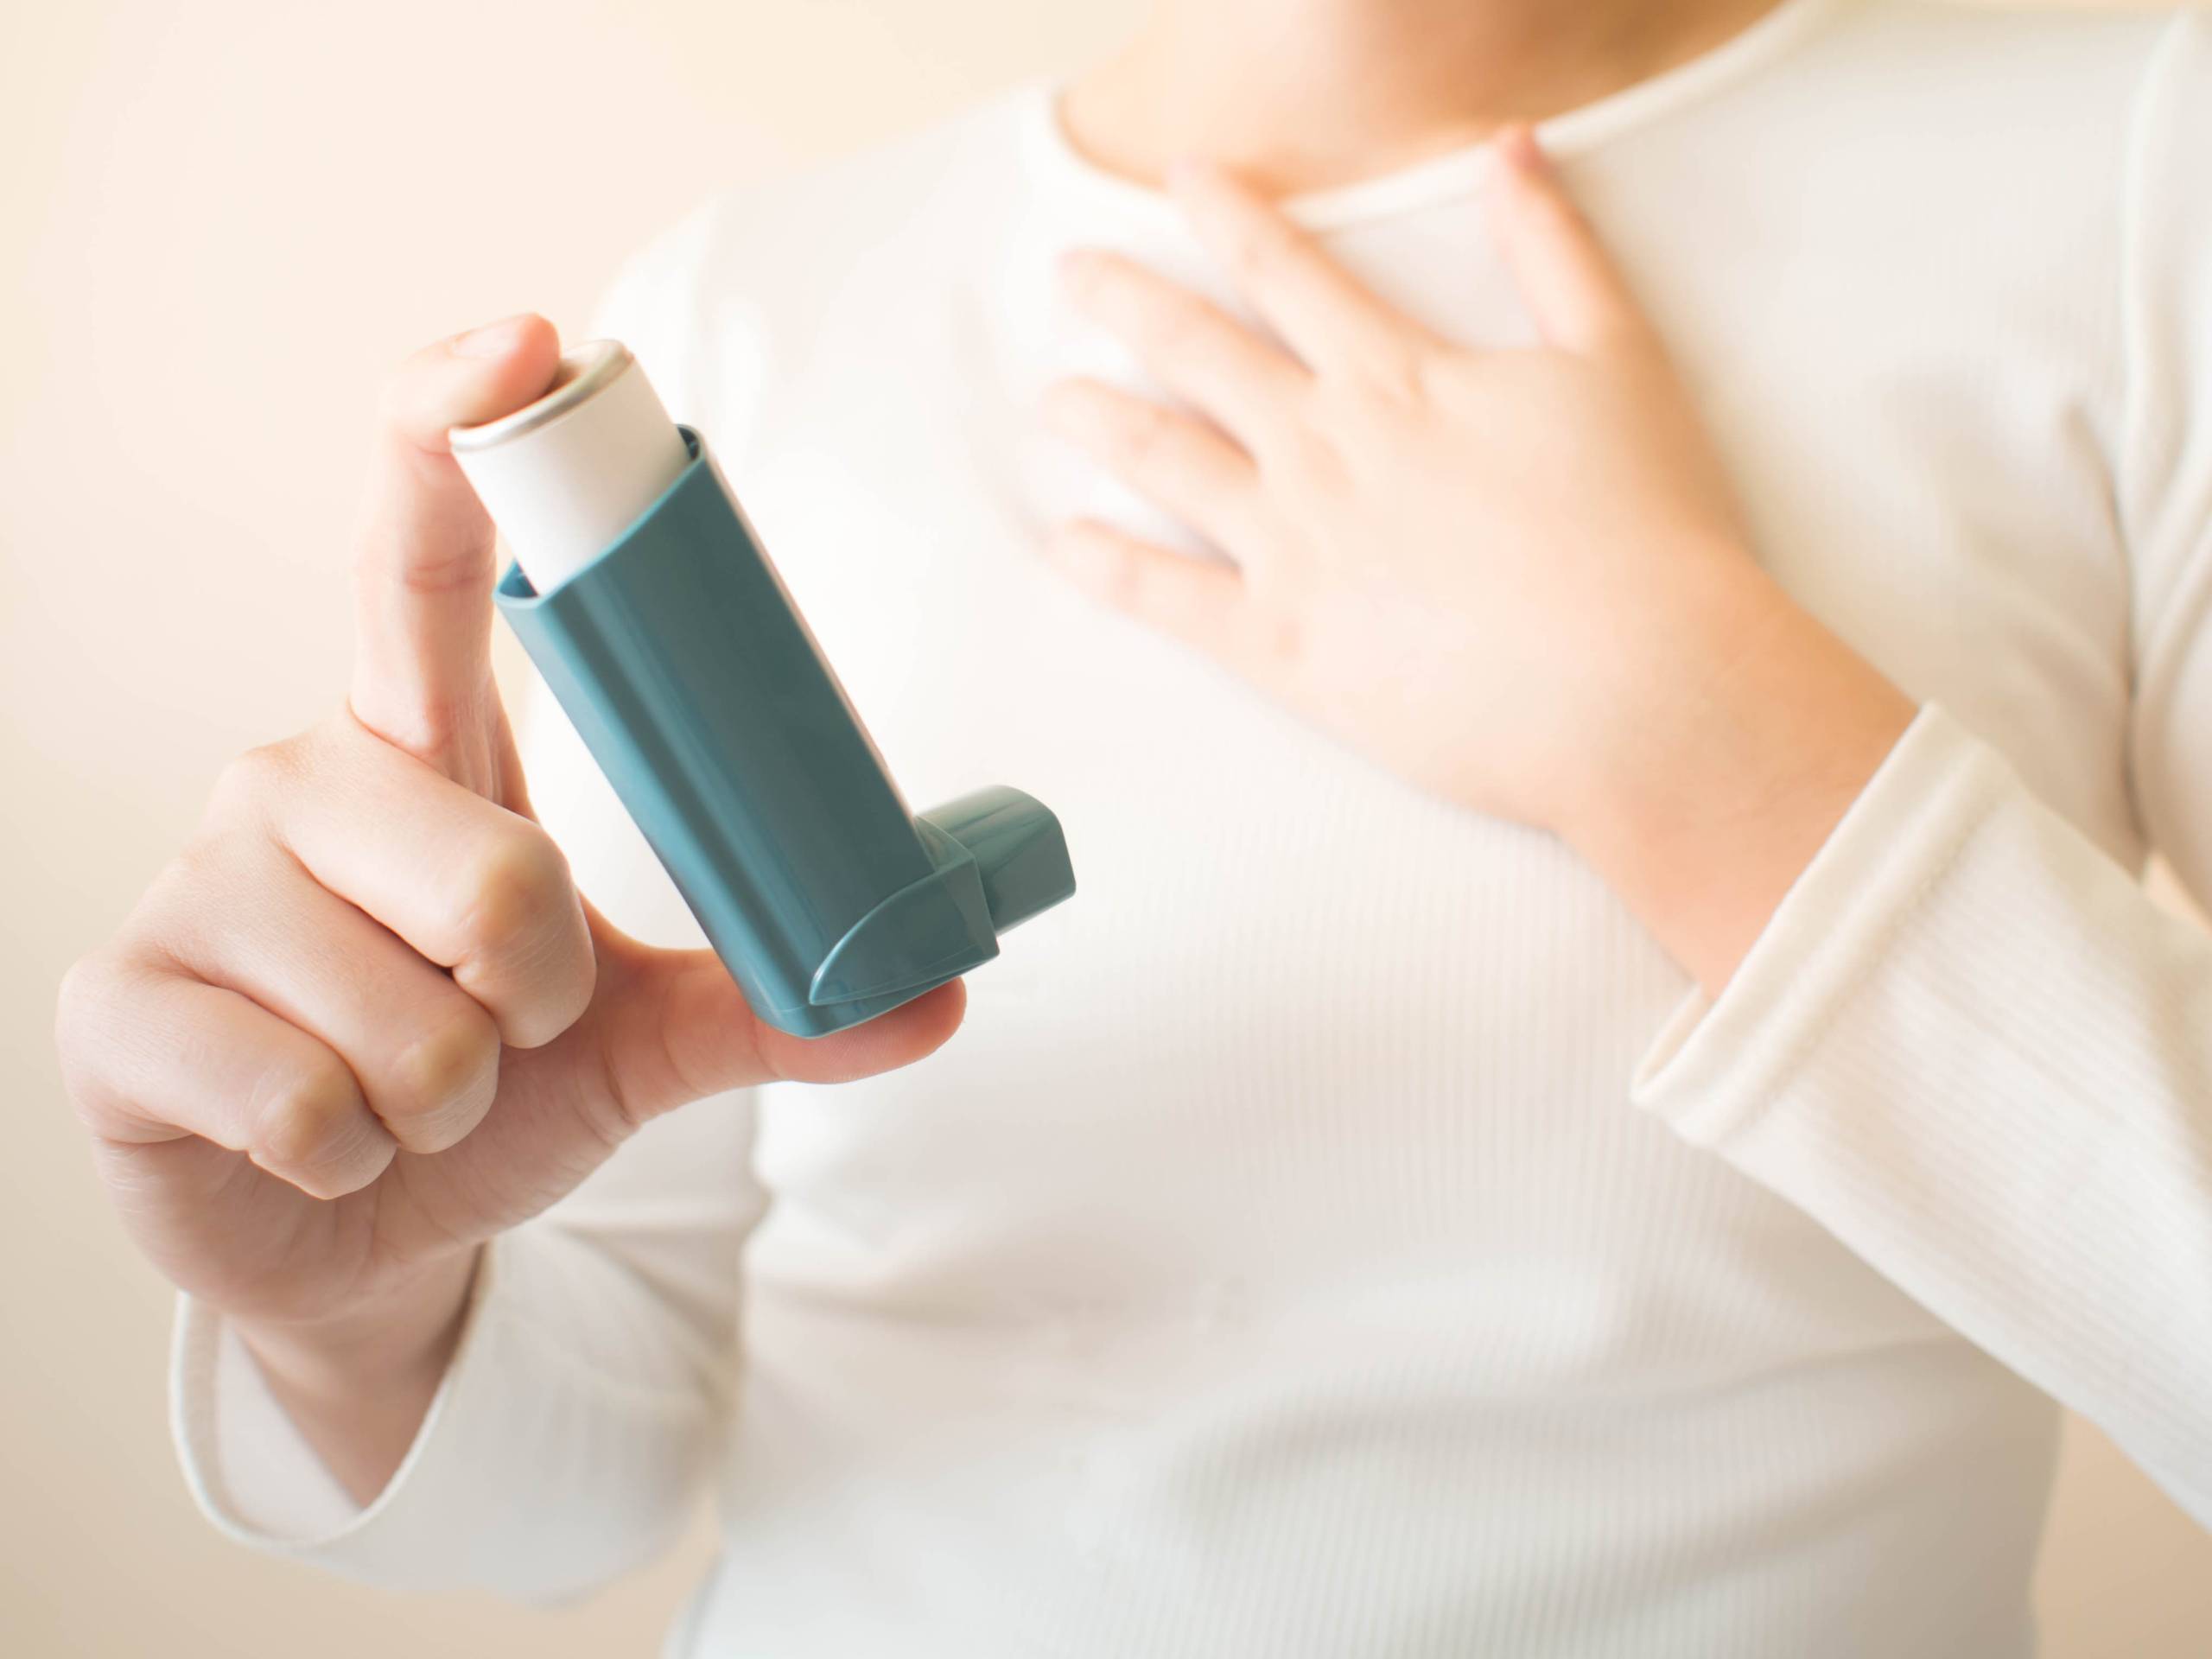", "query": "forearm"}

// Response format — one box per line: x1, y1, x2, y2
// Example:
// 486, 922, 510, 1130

231, 1247, 480, 1504
1557, 565, 1917, 996
1624, 701, 2212, 1519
